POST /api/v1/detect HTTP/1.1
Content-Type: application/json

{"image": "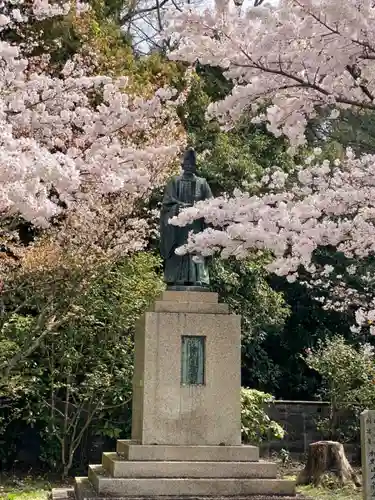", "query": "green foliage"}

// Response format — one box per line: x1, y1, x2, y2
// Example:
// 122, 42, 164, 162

241, 388, 284, 445
264, 273, 355, 399
210, 258, 289, 334
329, 109, 375, 155
307, 106, 375, 156
305, 336, 375, 441
0, 2, 183, 474
2, 491, 47, 500
210, 258, 290, 391
0, 252, 164, 474
0, 316, 35, 380
180, 71, 294, 197
305, 336, 375, 407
